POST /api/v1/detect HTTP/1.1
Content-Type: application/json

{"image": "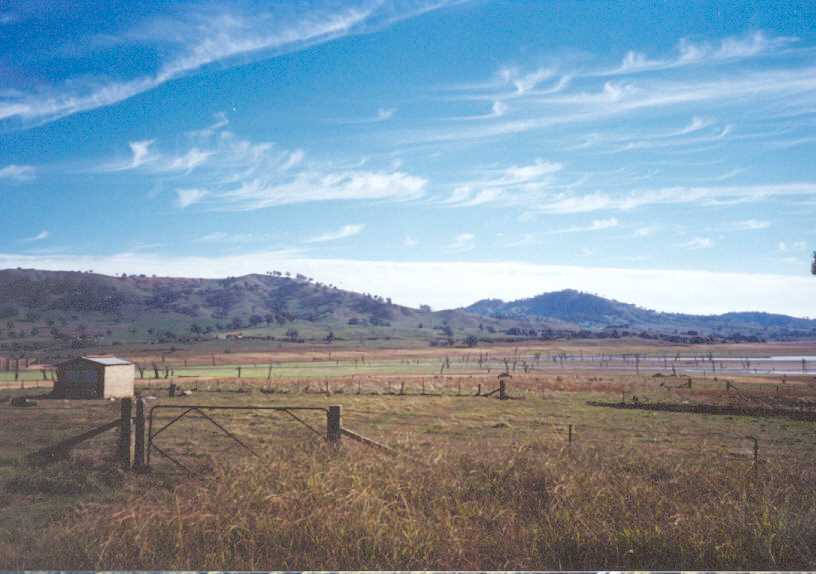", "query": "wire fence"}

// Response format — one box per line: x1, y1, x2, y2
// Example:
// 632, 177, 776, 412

4, 366, 816, 471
